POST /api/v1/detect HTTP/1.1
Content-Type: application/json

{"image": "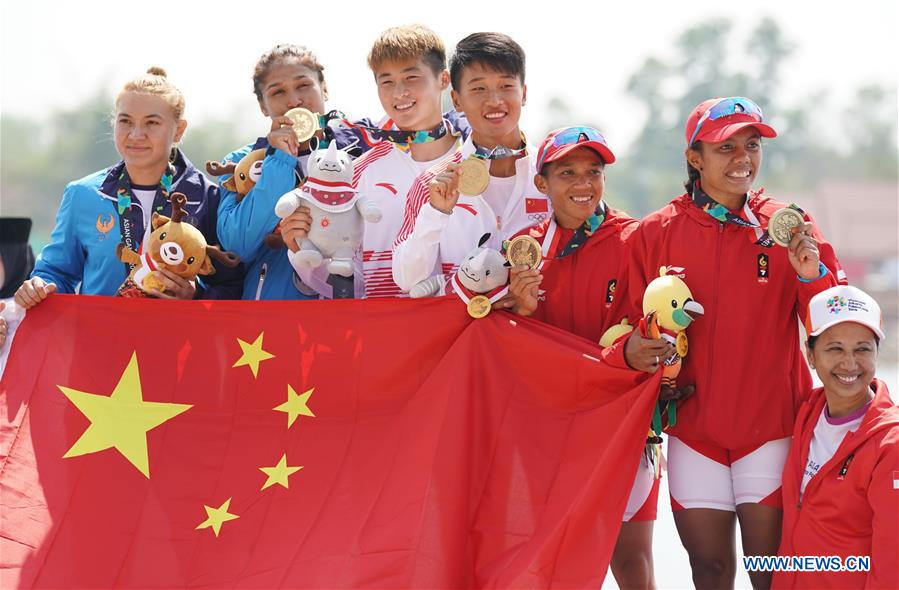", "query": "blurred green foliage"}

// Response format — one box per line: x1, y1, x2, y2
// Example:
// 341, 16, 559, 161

540, 17, 898, 217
